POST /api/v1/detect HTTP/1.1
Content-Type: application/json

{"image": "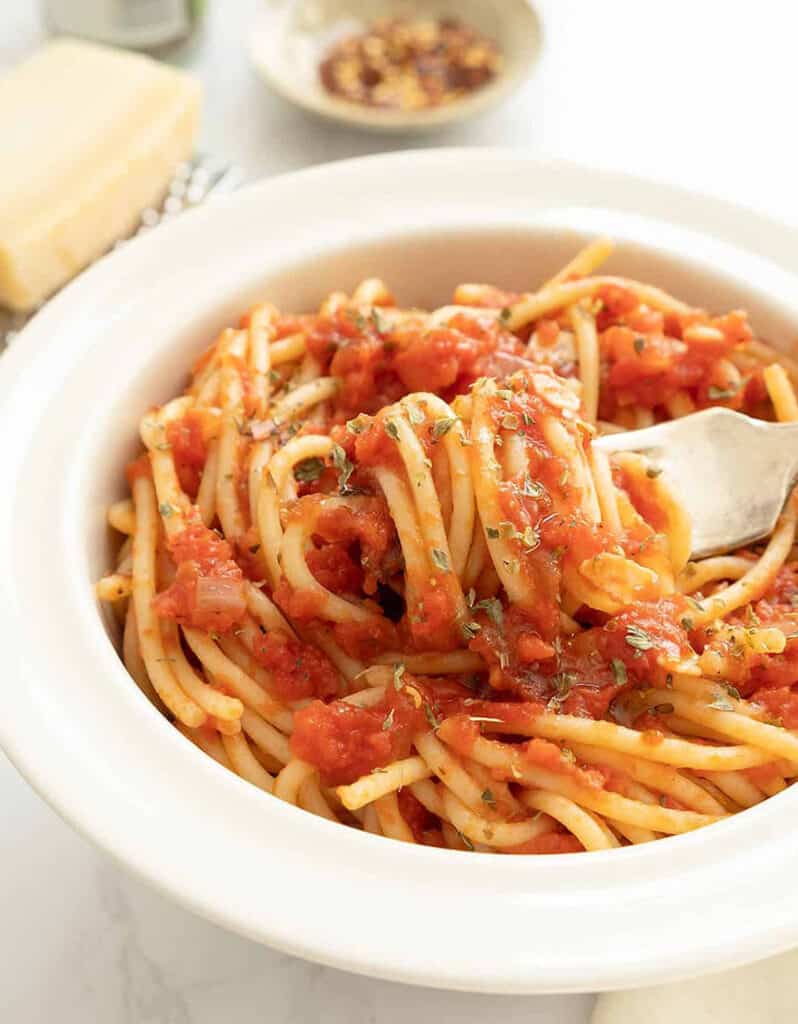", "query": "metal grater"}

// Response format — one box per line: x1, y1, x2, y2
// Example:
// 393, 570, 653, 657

0, 155, 243, 353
